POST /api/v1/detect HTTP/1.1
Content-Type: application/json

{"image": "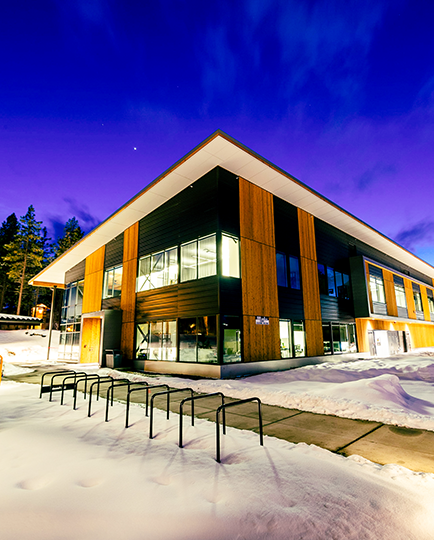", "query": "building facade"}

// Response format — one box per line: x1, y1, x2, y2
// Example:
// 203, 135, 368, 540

30, 132, 434, 378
